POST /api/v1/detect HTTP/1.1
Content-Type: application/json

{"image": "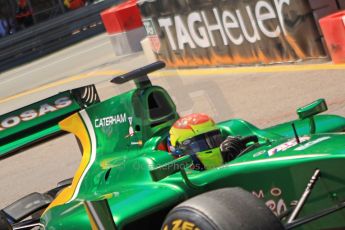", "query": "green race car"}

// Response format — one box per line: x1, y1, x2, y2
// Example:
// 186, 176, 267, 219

1, 61, 345, 230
